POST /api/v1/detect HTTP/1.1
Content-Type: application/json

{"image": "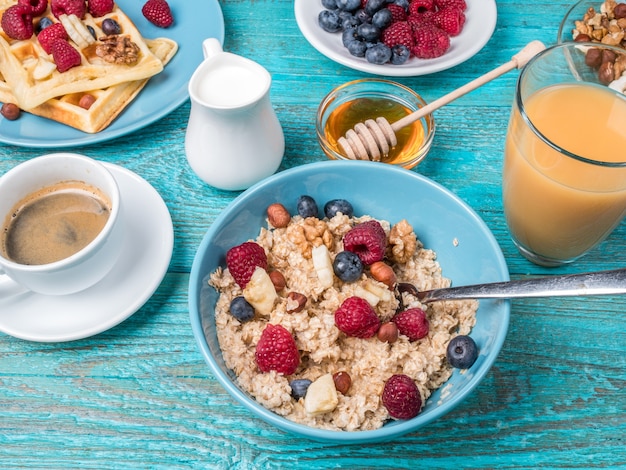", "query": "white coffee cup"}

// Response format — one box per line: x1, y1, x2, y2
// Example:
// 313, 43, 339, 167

0, 153, 124, 296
